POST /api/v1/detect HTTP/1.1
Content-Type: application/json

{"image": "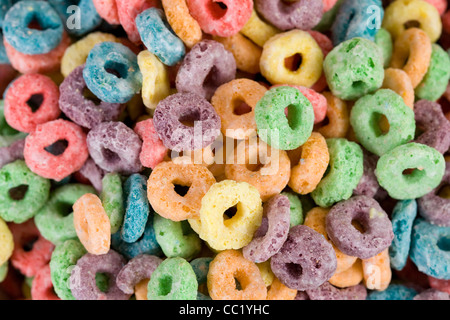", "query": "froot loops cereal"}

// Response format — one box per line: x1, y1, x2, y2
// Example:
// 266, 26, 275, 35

0, 0, 449, 302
